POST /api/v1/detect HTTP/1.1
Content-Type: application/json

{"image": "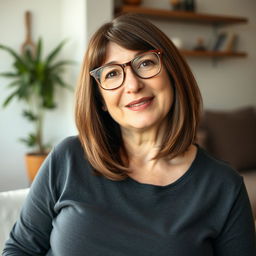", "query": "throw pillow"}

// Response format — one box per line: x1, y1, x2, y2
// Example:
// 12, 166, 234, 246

204, 107, 256, 171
